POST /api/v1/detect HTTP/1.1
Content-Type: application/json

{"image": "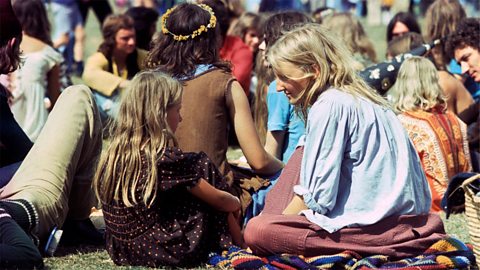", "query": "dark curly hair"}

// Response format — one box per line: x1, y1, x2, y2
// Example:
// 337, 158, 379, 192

445, 18, 480, 60
145, 3, 230, 79
0, 37, 21, 75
